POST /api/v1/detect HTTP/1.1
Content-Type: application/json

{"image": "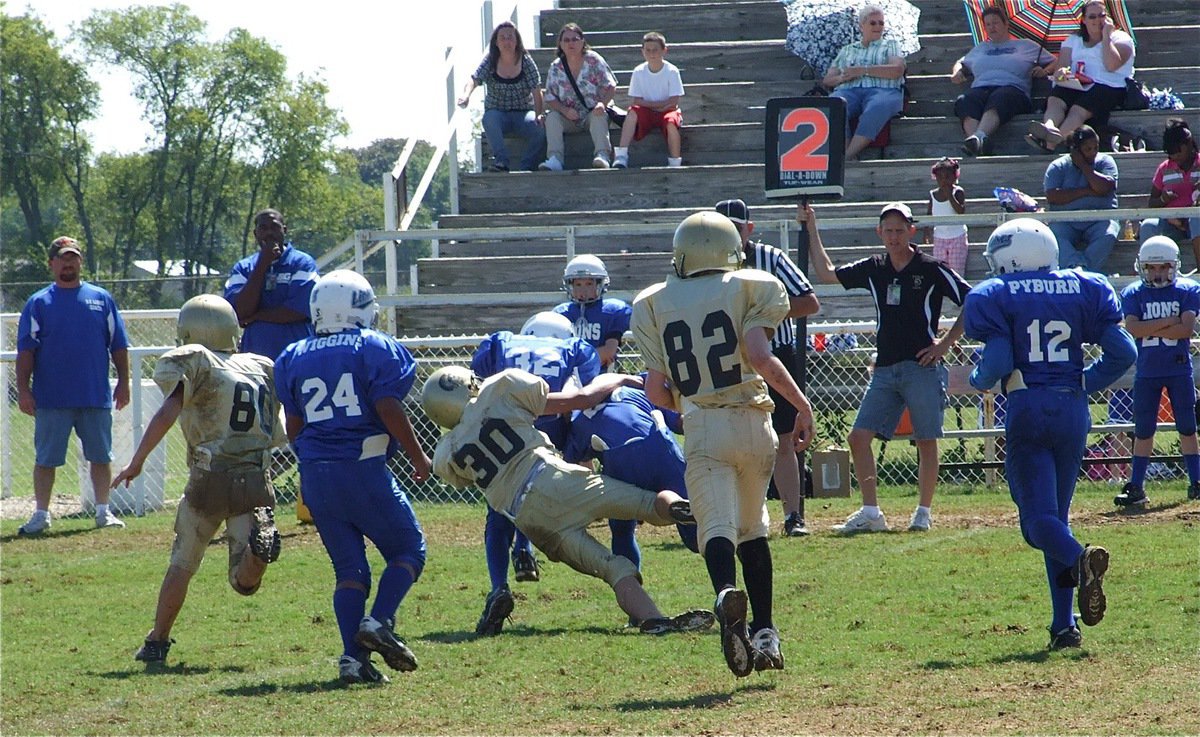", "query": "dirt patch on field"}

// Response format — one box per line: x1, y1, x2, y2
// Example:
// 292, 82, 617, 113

0, 493, 96, 522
